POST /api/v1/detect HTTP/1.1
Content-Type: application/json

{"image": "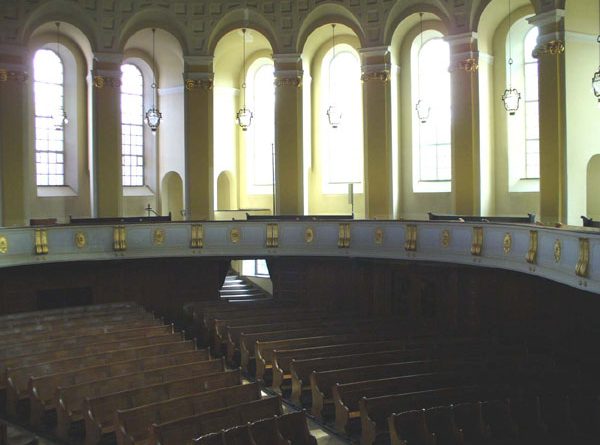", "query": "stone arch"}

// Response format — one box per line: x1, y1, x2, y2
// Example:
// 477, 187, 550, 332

118, 8, 189, 55
296, 3, 366, 51
217, 171, 236, 211
161, 171, 184, 220
21, 0, 97, 54
207, 8, 280, 55
384, 1, 451, 46
587, 156, 600, 219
